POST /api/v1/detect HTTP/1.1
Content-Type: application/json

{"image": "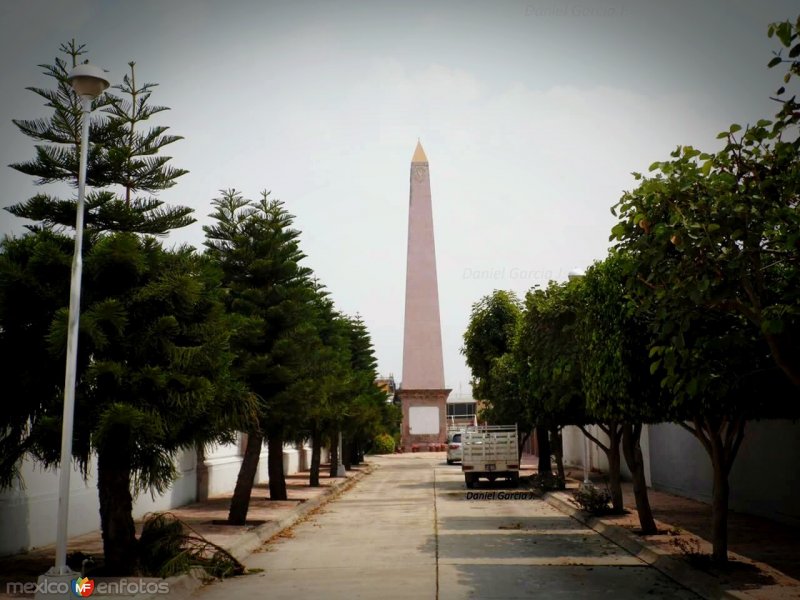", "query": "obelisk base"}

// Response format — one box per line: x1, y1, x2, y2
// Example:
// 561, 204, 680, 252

398, 388, 451, 450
